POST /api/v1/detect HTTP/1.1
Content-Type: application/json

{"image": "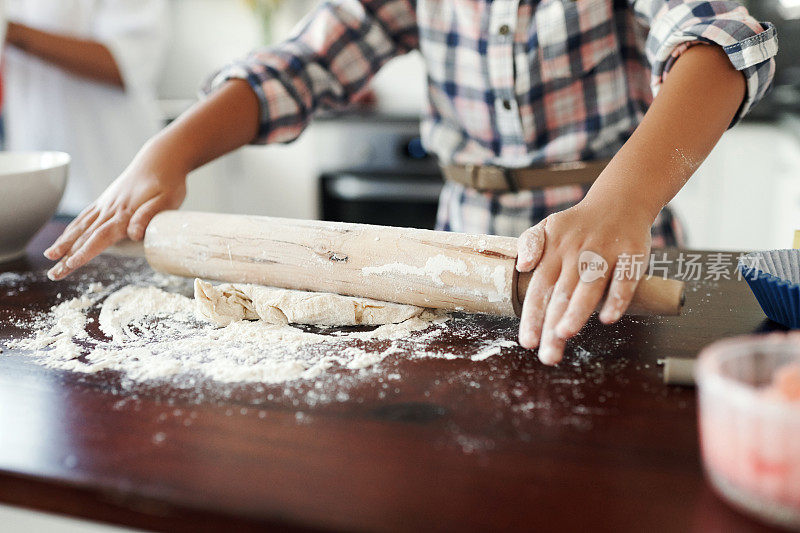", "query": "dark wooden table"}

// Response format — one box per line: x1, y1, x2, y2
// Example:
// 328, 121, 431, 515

0, 222, 787, 532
